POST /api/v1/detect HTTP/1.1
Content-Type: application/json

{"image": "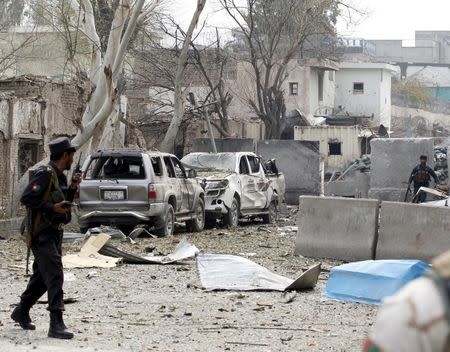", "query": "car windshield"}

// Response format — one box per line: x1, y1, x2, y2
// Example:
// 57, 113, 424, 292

85, 155, 146, 180
182, 153, 236, 171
